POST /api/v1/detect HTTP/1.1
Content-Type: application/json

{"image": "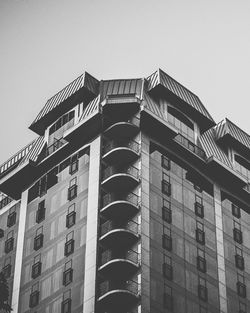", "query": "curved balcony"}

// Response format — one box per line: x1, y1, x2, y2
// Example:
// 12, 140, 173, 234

101, 165, 140, 192
97, 279, 140, 310
102, 140, 140, 165
99, 220, 140, 247
99, 249, 140, 277
104, 116, 140, 140
101, 192, 140, 219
